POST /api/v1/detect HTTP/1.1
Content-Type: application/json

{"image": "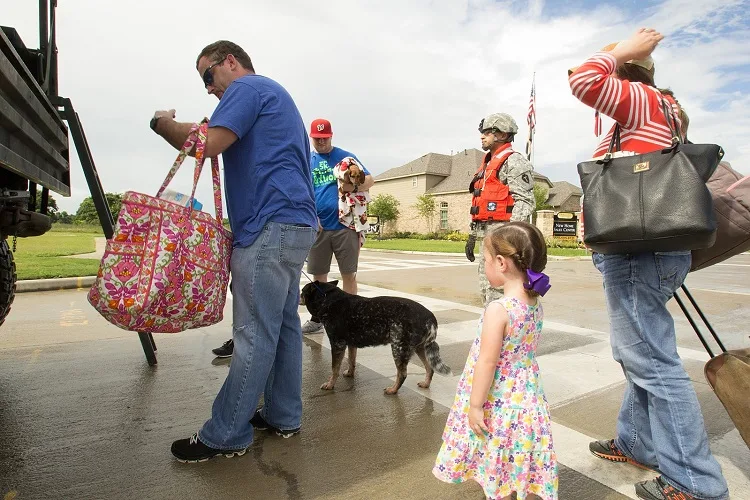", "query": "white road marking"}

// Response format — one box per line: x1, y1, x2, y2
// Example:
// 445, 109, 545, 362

690, 288, 750, 296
